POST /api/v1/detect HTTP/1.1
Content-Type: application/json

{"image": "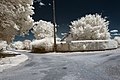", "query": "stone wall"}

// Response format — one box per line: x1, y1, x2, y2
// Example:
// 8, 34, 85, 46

56, 40, 118, 52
